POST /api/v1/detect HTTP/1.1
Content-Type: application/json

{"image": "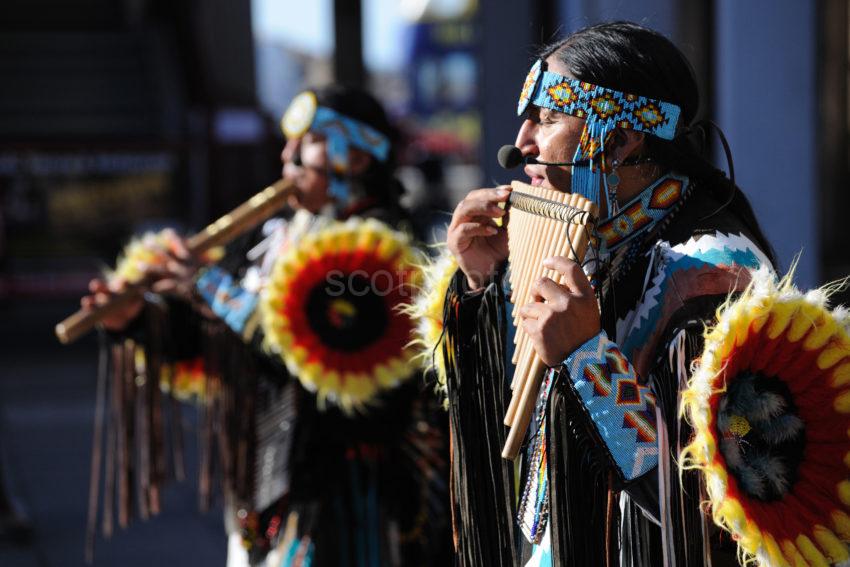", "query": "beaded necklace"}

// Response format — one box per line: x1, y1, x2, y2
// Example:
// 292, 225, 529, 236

595, 173, 691, 296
